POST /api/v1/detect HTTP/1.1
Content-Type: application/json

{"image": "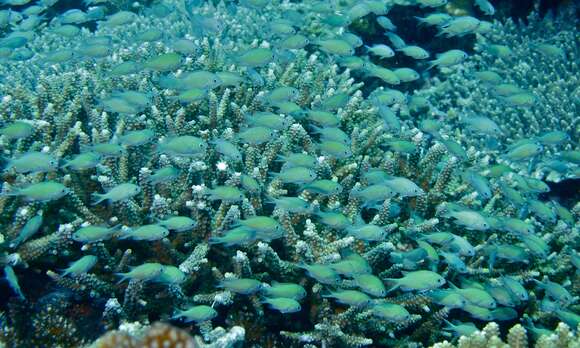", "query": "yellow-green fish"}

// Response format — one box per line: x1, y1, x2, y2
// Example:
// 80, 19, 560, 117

6, 182, 69, 202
